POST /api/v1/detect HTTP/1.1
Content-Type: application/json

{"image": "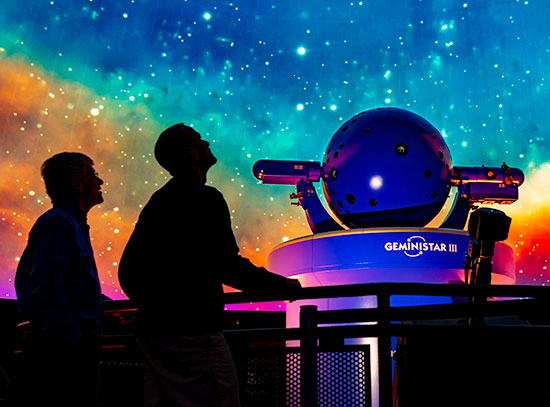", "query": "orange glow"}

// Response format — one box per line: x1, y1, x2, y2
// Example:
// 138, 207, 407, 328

0, 56, 167, 299
0, 56, 310, 299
